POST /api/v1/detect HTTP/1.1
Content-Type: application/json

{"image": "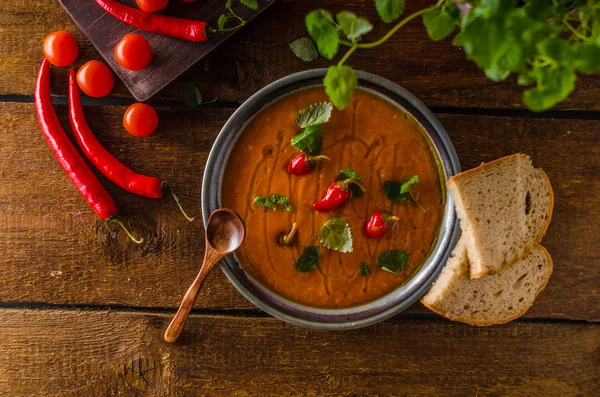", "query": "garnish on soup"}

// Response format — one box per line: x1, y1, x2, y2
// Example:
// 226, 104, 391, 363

336, 169, 365, 197
295, 102, 332, 128
377, 249, 410, 274
318, 217, 353, 253
291, 125, 324, 155
383, 175, 425, 211
359, 263, 372, 277
287, 153, 330, 176
277, 223, 298, 246
294, 245, 321, 273
363, 211, 399, 239
253, 195, 294, 211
